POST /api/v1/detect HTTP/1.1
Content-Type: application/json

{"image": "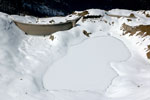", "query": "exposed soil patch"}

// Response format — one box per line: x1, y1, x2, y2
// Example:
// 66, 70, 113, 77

147, 45, 150, 59
127, 19, 132, 22
103, 20, 108, 23
121, 23, 150, 59
83, 30, 92, 37
49, 35, 55, 41
72, 11, 89, 17
82, 15, 102, 22
107, 13, 136, 18
49, 20, 55, 23
83, 15, 102, 19
121, 23, 150, 37
146, 14, 150, 17
137, 11, 150, 18
147, 51, 150, 59
129, 13, 136, 18
148, 45, 150, 49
